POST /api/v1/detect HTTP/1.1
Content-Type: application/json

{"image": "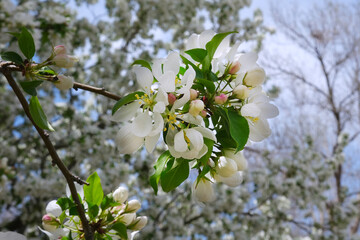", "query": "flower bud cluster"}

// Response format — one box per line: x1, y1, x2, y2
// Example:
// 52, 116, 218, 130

40, 184, 147, 240
52, 45, 79, 69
